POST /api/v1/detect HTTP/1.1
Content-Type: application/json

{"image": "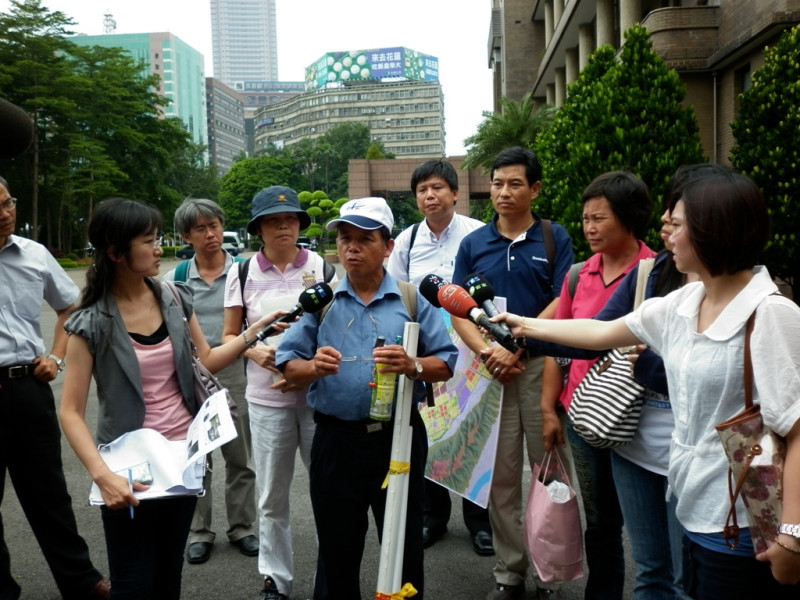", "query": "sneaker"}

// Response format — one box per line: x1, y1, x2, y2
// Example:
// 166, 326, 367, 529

260, 577, 288, 600
486, 582, 525, 600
